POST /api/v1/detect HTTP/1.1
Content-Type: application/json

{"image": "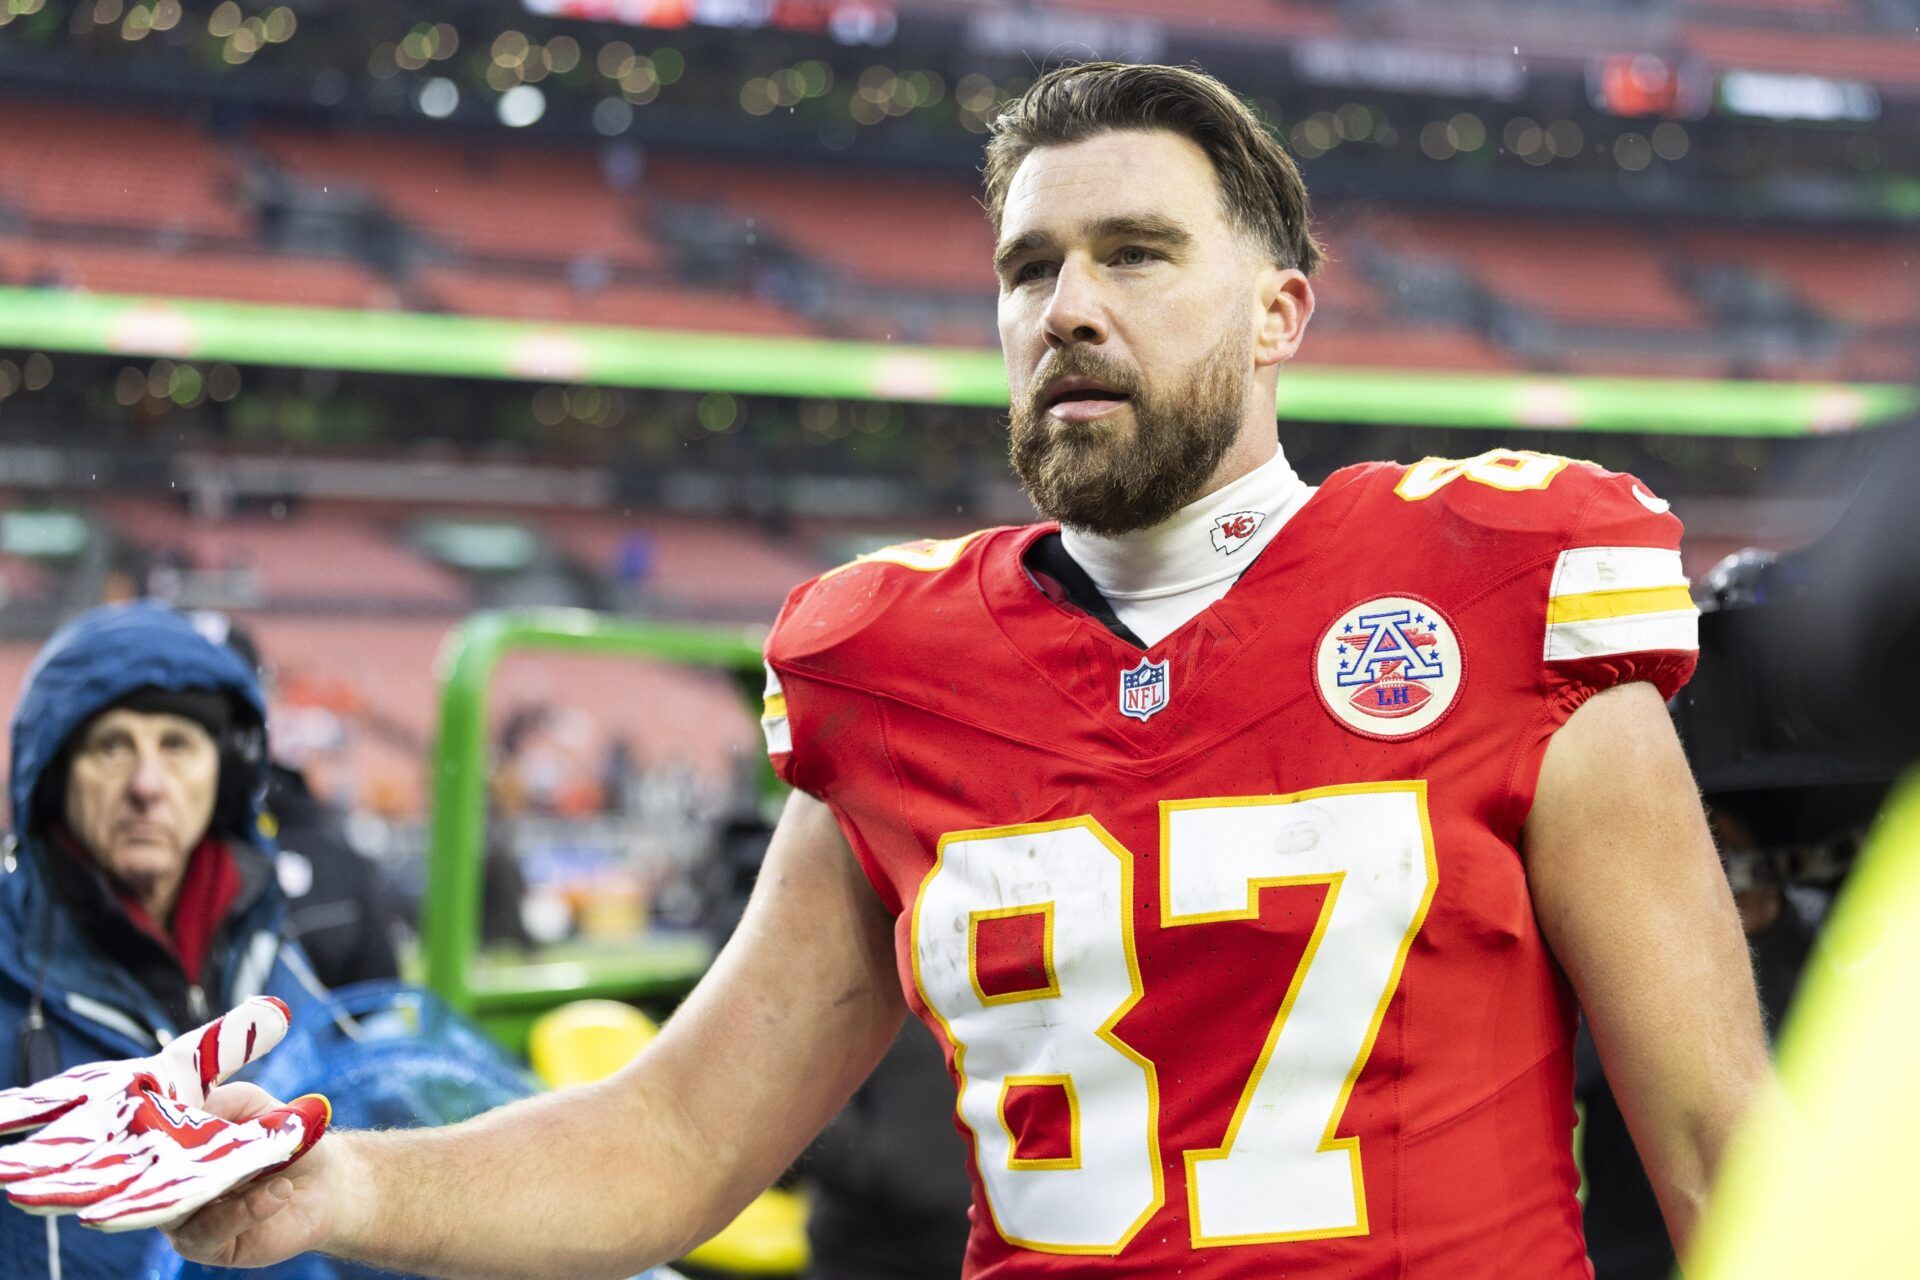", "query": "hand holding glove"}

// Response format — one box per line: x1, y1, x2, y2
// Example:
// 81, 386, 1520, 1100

0, 995, 329, 1231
